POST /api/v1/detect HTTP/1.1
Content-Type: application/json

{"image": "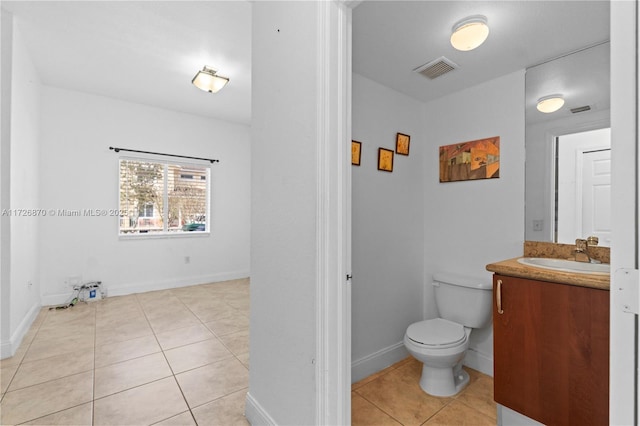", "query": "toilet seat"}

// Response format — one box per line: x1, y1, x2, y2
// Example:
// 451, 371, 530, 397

406, 318, 466, 349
